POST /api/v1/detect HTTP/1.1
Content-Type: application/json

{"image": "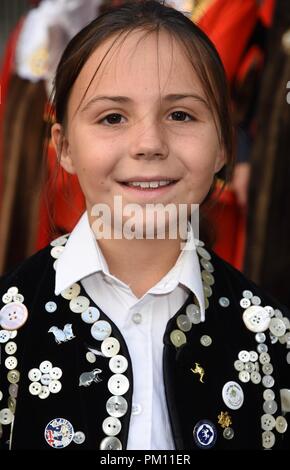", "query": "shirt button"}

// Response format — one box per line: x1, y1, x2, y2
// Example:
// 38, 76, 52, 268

262, 375, 275, 388
41, 374, 51, 386
106, 396, 128, 418
8, 383, 18, 399
39, 360, 53, 374
109, 355, 128, 374
238, 370, 250, 383
81, 307, 100, 324
86, 351, 96, 363
61, 283, 81, 300
275, 416, 288, 433
0, 302, 28, 330
50, 235, 68, 247
250, 371, 261, 384
2, 293, 13, 304
0, 330, 10, 343
48, 380, 62, 394
131, 403, 142, 416
50, 245, 65, 259
219, 297, 230, 308
249, 351, 258, 362
261, 414, 276, 431
240, 298, 251, 309
132, 313, 142, 324
200, 335, 212, 347
269, 318, 286, 337
263, 389, 275, 401
49, 367, 62, 380
177, 314, 192, 332
186, 304, 201, 324
263, 400, 278, 415
13, 293, 24, 303
5, 356, 18, 370
73, 431, 86, 444
102, 416, 121, 436
234, 360, 244, 372
242, 290, 253, 299
262, 430, 275, 449
99, 436, 122, 450
4, 341, 17, 355
7, 287, 19, 296
39, 386, 50, 399
238, 350, 250, 363
91, 320, 112, 341
242, 306, 270, 333
45, 301, 57, 313
259, 352, 270, 365
108, 374, 129, 396
7, 370, 20, 384
69, 296, 90, 313
101, 338, 120, 357
28, 368, 41, 382
29, 382, 42, 396
170, 329, 187, 347
0, 408, 14, 425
